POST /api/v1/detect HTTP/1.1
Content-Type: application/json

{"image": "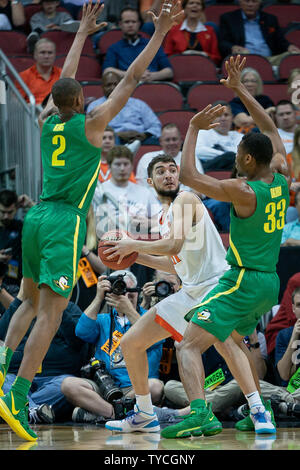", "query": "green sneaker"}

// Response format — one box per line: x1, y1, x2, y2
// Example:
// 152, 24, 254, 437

235, 400, 276, 432
161, 403, 222, 439
0, 392, 38, 441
